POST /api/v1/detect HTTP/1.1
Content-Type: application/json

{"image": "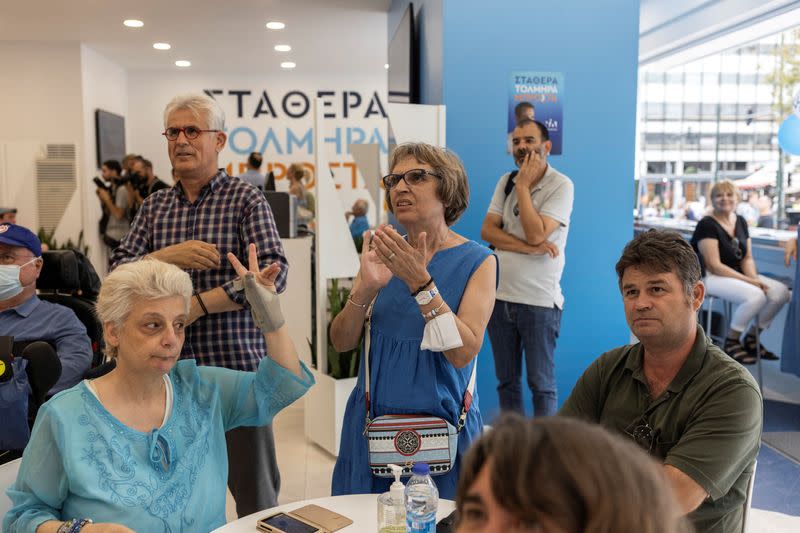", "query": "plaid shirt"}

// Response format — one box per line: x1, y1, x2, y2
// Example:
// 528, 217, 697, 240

110, 170, 288, 371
